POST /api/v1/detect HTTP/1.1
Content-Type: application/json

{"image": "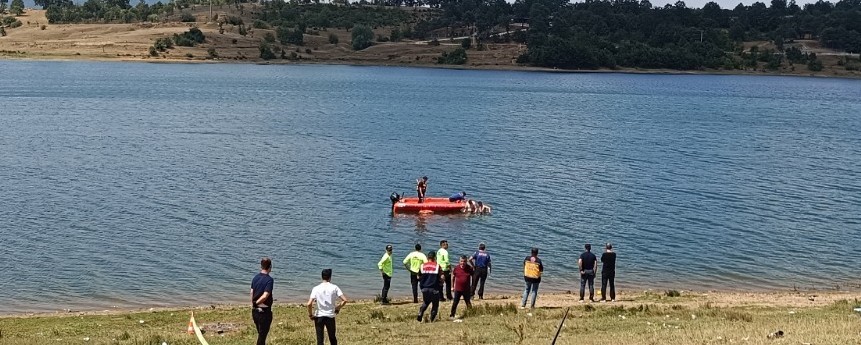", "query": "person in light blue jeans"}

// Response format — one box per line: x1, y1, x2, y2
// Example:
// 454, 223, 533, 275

521, 248, 544, 308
